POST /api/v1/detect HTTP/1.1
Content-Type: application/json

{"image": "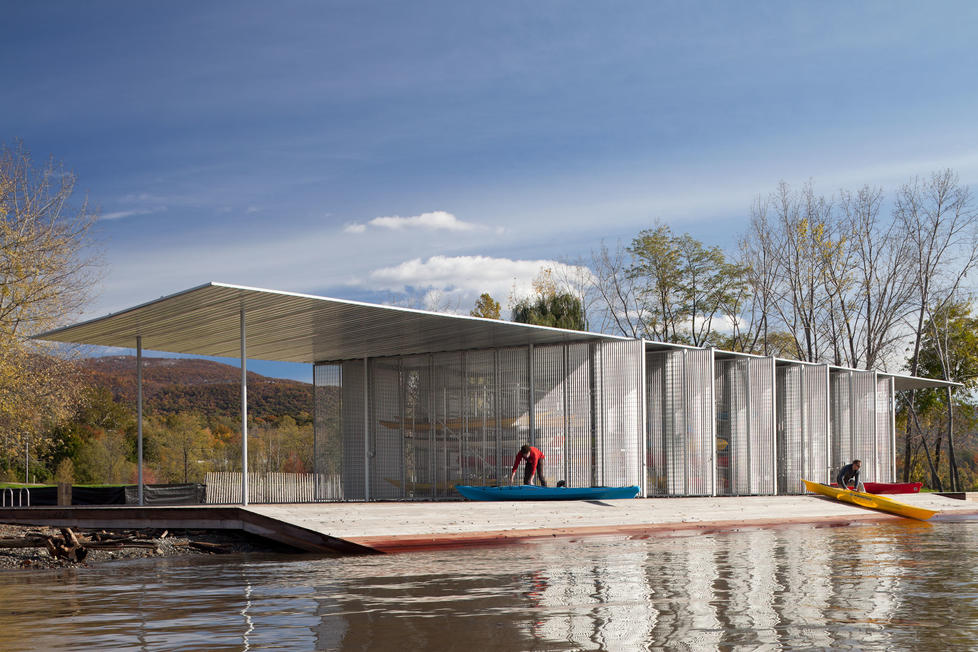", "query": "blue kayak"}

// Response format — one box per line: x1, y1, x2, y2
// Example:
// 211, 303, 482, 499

455, 484, 640, 501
